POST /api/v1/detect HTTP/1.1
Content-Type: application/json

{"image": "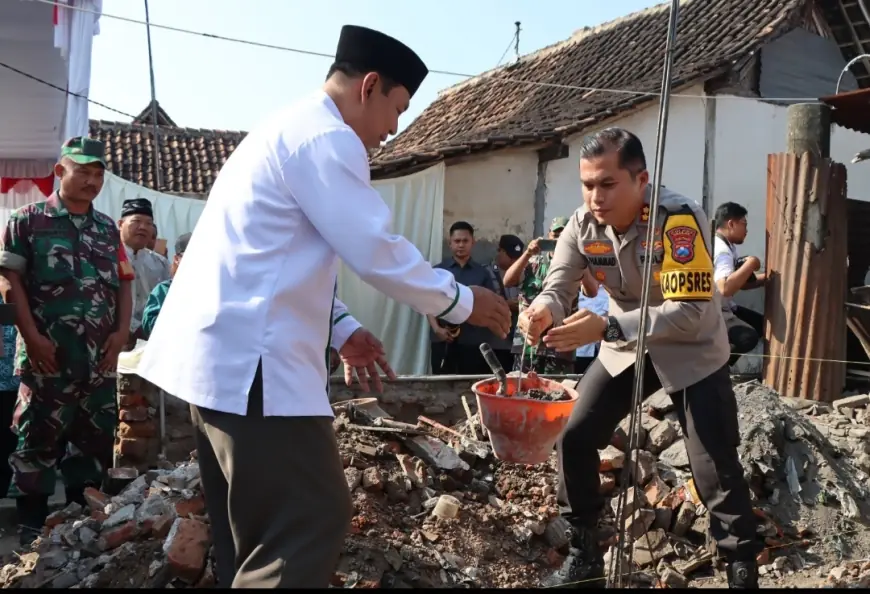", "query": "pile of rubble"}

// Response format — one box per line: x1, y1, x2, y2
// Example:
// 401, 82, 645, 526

4, 379, 870, 589
0, 460, 213, 589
